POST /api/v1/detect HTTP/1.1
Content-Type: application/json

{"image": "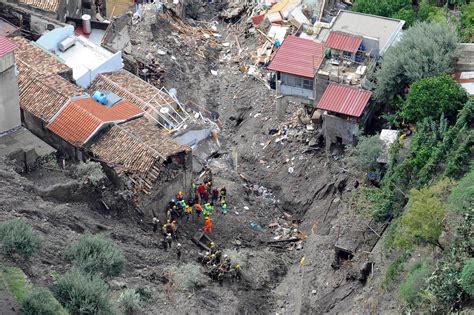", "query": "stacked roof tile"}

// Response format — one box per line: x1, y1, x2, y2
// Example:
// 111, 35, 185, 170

19, 74, 84, 122
47, 97, 144, 146
12, 37, 70, 77
88, 70, 175, 113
